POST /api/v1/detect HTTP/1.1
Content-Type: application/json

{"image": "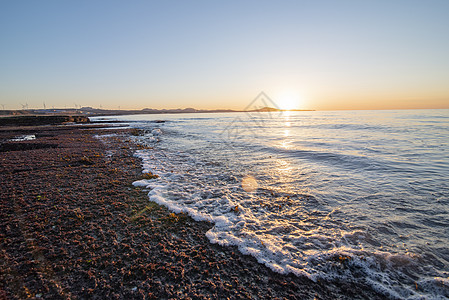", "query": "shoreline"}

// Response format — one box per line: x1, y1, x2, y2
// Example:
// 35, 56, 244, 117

0, 123, 387, 299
